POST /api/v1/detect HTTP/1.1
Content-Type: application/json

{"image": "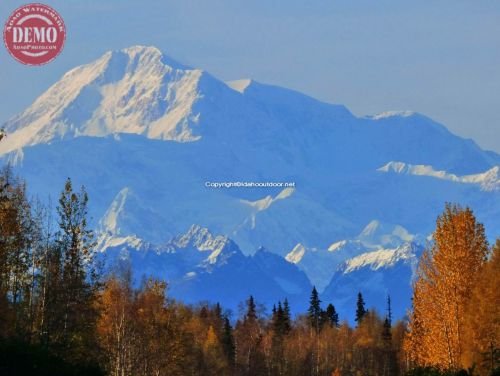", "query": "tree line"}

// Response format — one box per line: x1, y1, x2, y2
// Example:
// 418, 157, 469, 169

0, 166, 498, 376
